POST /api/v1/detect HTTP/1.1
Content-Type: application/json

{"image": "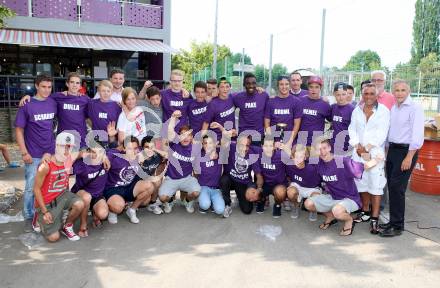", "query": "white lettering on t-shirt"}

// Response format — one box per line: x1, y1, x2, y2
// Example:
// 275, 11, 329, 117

63, 103, 80, 111
192, 107, 207, 115
294, 174, 303, 182
172, 151, 194, 162
303, 109, 317, 116
323, 175, 338, 182
87, 169, 106, 179
205, 161, 214, 168
171, 100, 183, 107
333, 115, 343, 122
220, 107, 235, 118
245, 102, 257, 108
34, 113, 55, 121
99, 112, 108, 119
263, 163, 275, 170
274, 109, 290, 115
